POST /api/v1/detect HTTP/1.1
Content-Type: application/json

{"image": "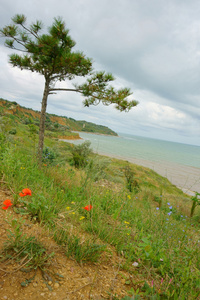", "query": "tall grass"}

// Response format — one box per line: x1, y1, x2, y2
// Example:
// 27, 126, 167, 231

0, 128, 200, 299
